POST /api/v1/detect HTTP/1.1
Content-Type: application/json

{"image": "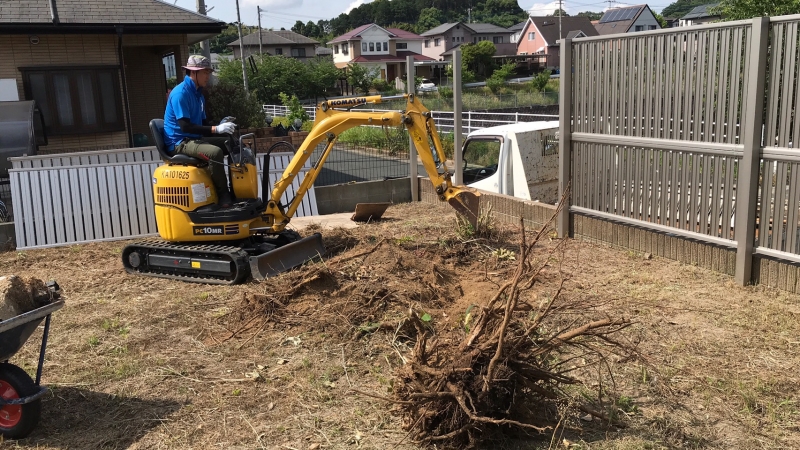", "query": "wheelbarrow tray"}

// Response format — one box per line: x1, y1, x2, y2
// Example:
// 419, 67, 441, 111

0, 300, 64, 362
